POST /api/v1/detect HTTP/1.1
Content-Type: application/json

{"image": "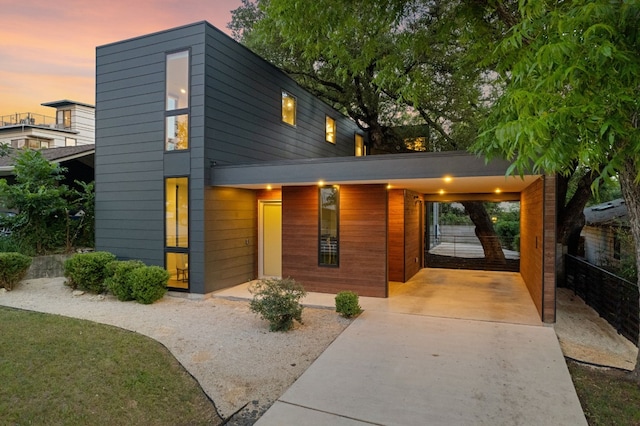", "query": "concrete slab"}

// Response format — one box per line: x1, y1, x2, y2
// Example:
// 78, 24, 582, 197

256, 311, 586, 426
214, 268, 542, 326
